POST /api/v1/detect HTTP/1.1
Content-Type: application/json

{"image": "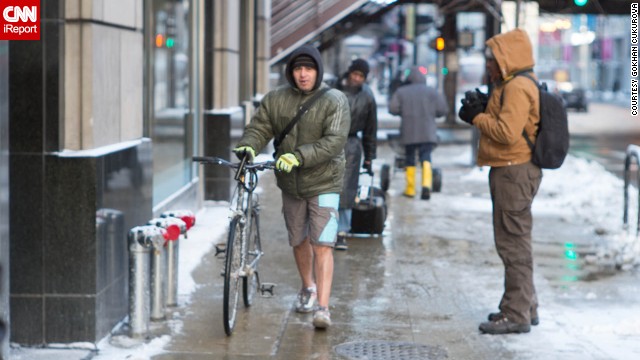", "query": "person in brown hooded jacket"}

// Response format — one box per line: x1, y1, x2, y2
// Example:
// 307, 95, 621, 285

459, 28, 542, 335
